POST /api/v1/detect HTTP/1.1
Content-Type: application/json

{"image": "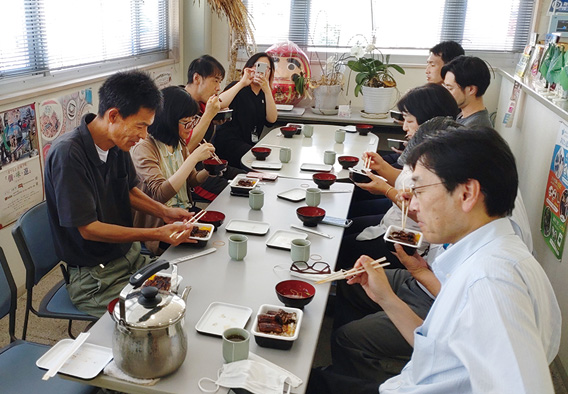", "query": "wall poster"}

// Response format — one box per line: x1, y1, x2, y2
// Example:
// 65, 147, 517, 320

0, 104, 43, 227
0, 156, 43, 228
39, 89, 93, 162
542, 121, 568, 259
0, 104, 40, 167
